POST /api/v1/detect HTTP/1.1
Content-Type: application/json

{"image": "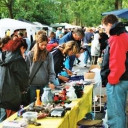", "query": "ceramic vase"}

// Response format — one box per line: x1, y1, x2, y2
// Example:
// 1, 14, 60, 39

41, 87, 53, 105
